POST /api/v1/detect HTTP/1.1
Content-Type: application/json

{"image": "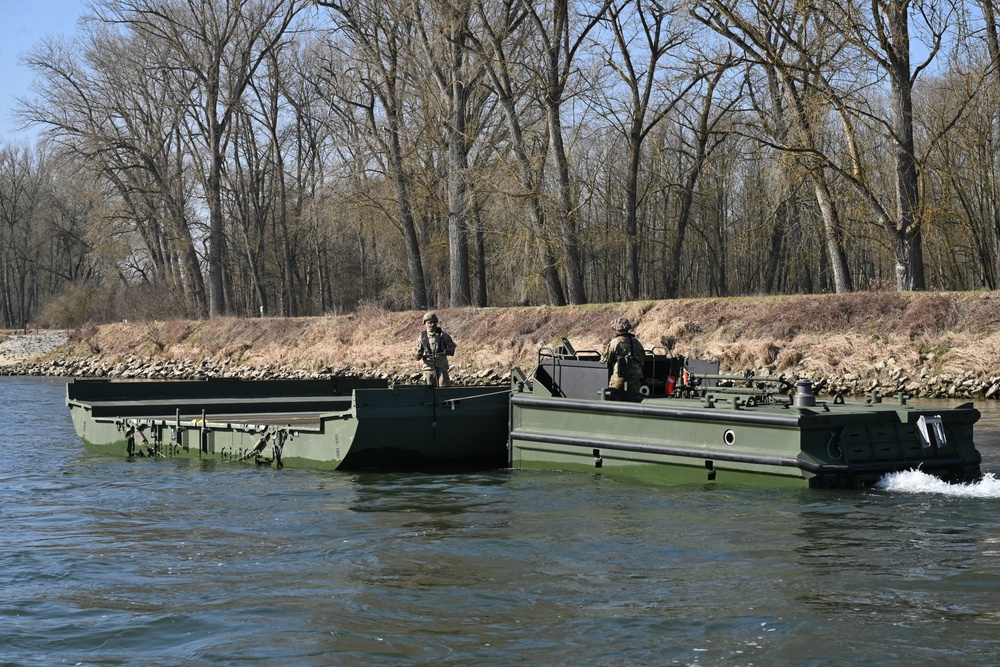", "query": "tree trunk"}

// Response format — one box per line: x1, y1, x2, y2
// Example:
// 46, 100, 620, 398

894, 226, 923, 291
624, 126, 641, 299
471, 197, 488, 307
978, 0, 1000, 289
385, 123, 429, 310
813, 177, 853, 292
548, 103, 587, 304
474, 8, 567, 306
886, 0, 924, 290
447, 70, 472, 307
